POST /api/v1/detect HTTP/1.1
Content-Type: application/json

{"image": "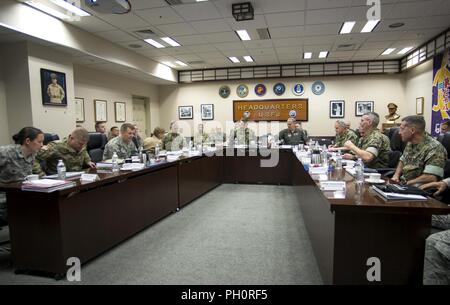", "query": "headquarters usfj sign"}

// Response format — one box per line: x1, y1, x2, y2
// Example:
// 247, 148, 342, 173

233, 99, 308, 122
